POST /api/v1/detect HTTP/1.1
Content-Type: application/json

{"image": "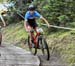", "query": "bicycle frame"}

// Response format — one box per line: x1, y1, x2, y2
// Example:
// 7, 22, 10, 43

30, 28, 43, 47
28, 27, 50, 60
